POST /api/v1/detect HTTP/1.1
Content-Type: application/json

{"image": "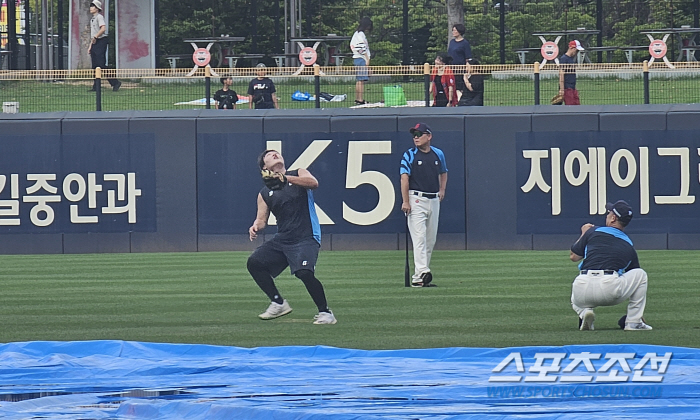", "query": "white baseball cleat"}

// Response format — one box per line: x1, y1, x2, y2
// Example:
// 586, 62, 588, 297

313, 310, 337, 324
625, 321, 653, 331
259, 300, 293, 320
580, 309, 595, 331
